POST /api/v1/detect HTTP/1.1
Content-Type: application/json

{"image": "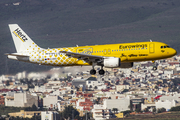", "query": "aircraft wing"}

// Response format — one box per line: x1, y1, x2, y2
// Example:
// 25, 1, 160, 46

60, 51, 104, 63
